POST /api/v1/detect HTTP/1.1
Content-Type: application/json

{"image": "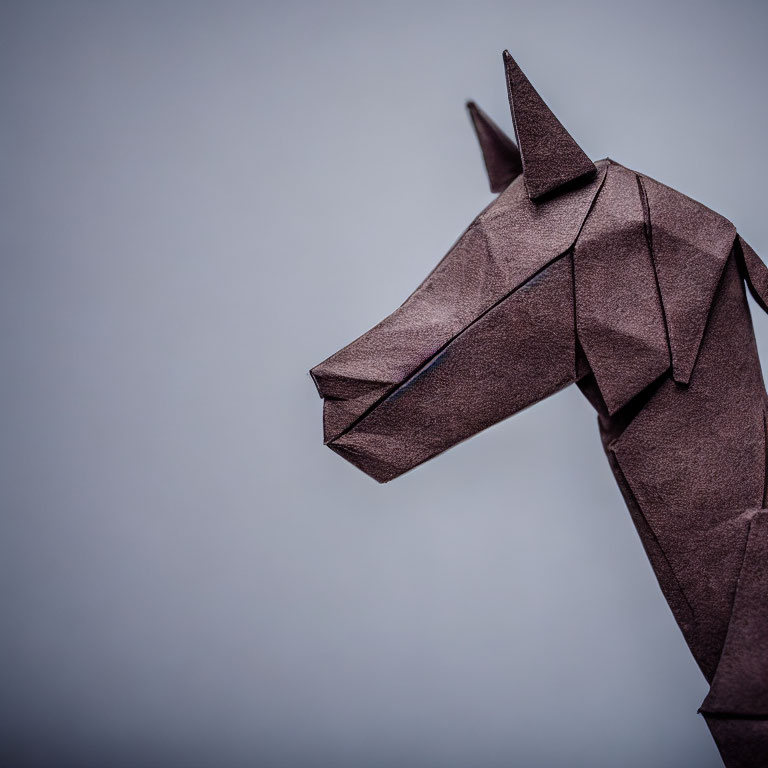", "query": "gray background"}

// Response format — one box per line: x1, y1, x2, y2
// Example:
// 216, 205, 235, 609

2, 1, 767, 766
